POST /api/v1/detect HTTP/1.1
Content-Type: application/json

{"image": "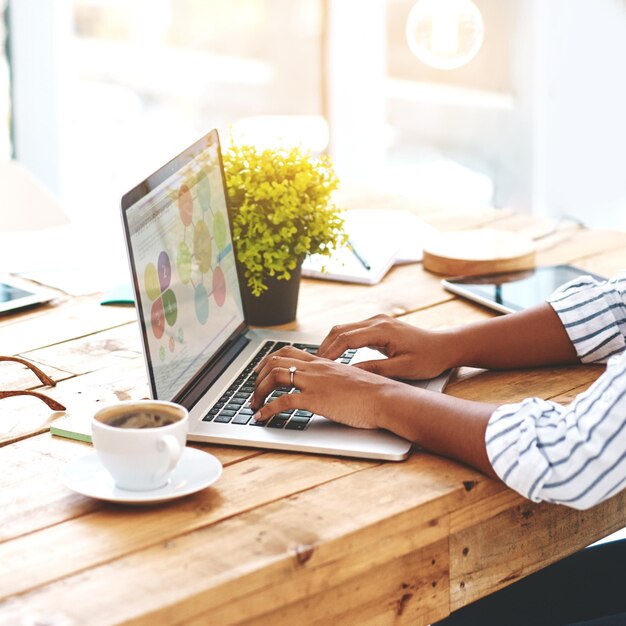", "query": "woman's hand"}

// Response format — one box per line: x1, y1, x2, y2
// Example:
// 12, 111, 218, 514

250, 344, 496, 477
317, 314, 454, 381
250, 345, 406, 428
